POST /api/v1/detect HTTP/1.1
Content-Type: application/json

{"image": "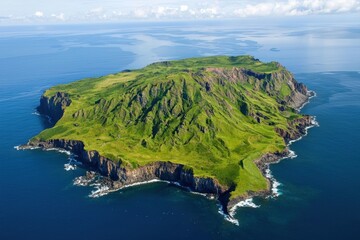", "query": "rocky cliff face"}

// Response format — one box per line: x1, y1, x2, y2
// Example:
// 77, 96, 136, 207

26, 138, 227, 205
205, 67, 310, 109
275, 115, 313, 143
37, 92, 71, 123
